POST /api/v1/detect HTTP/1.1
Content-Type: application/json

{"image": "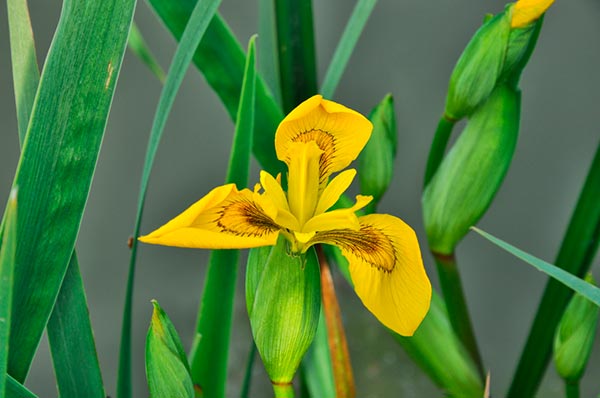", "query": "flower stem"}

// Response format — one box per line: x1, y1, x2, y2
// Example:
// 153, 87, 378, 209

423, 115, 456, 187
565, 380, 580, 398
272, 382, 295, 398
433, 252, 485, 379
317, 245, 355, 398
